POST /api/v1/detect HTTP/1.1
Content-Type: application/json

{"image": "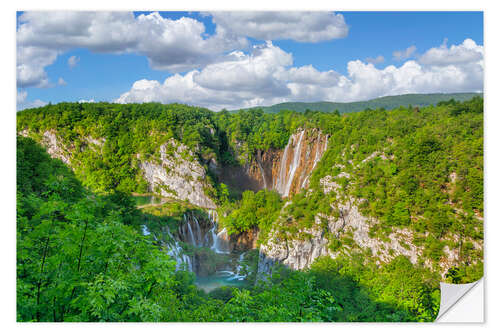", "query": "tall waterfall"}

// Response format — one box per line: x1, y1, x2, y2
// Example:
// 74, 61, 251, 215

273, 129, 329, 197
274, 129, 306, 197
